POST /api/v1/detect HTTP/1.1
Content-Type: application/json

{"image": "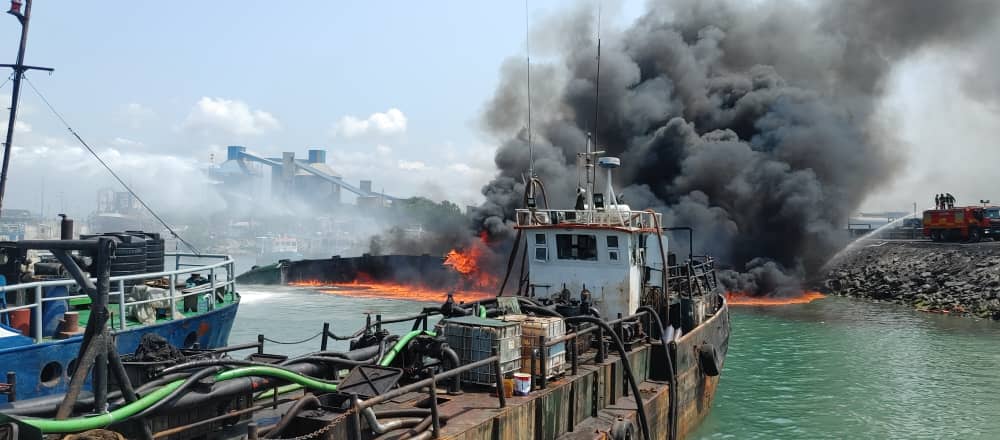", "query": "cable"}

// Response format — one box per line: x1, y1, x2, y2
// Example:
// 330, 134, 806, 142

263, 331, 322, 345
22, 75, 202, 255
